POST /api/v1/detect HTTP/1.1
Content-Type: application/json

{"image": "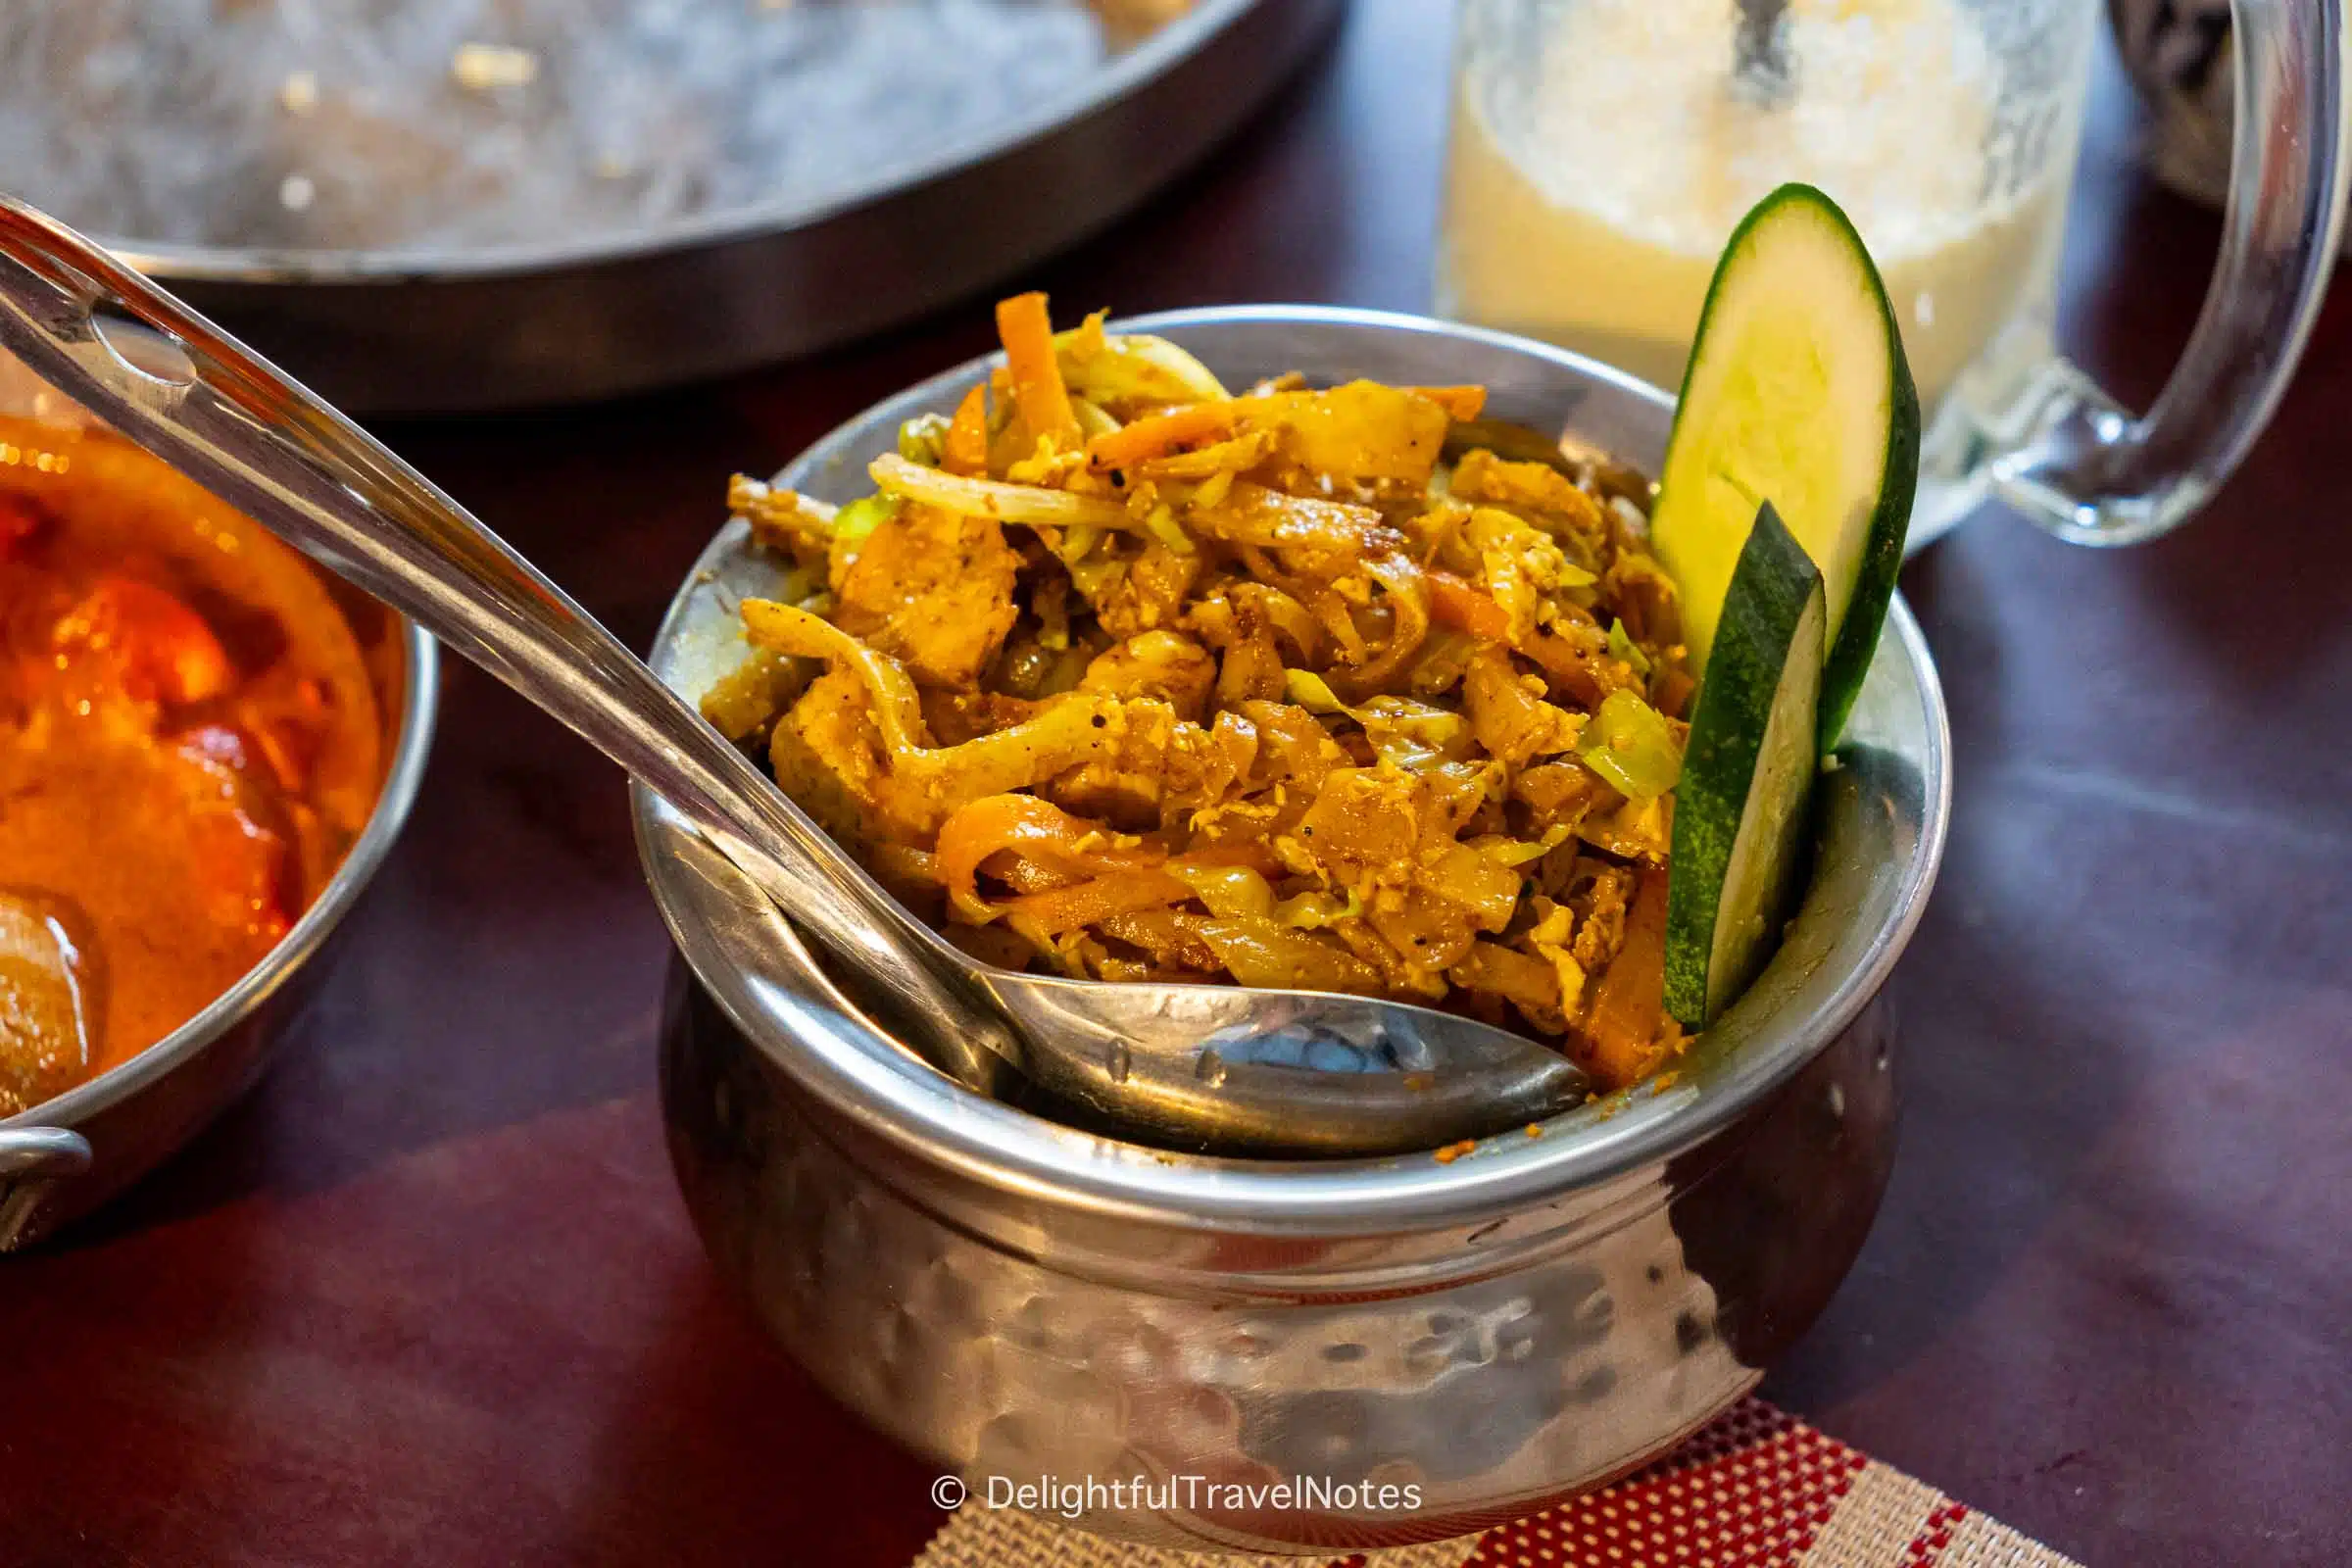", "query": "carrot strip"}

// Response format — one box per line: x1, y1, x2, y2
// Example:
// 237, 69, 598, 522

1006, 870, 1197, 935
1084, 402, 1235, 471
995, 292, 1082, 451
943, 382, 991, 475
1408, 385, 1488, 421
1427, 569, 1514, 644
936, 793, 1162, 923
1520, 628, 1615, 710
1585, 865, 1669, 1087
